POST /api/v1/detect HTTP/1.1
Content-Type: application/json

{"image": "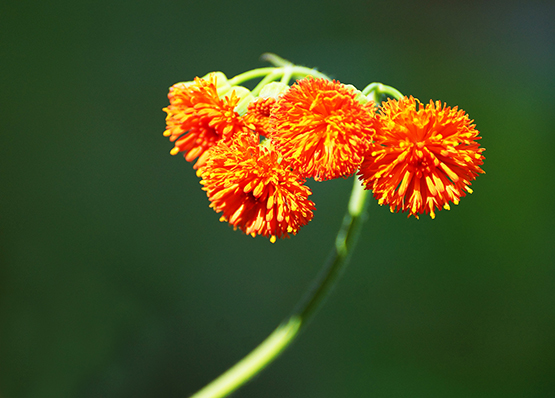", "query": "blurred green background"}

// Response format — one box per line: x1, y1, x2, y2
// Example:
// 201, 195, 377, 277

1, 0, 554, 397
